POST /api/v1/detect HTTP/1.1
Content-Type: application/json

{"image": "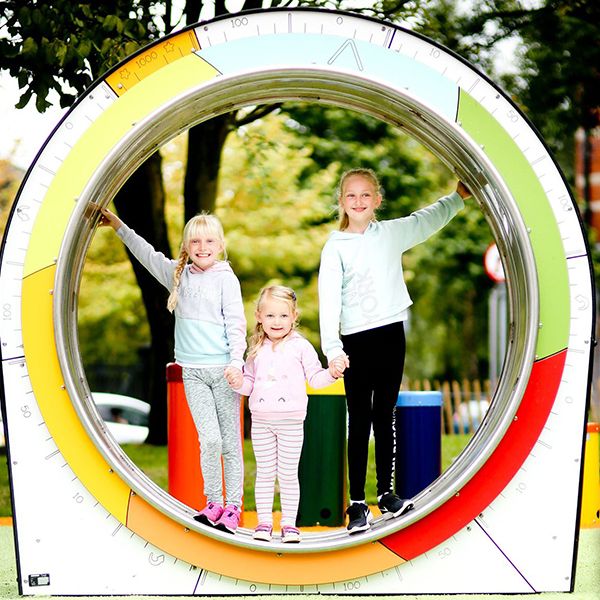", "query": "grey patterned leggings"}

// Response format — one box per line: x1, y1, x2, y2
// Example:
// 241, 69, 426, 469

182, 366, 243, 508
